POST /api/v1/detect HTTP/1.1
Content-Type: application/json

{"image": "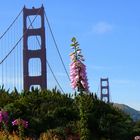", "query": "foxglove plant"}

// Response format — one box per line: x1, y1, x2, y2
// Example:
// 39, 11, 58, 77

12, 118, 28, 128
70, 37, 91, 139
12, 118, 28, 139
0, 110, 8, 130
70, 37, 89, 92
0, 110, 8, 124
0, 110, 9, 138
